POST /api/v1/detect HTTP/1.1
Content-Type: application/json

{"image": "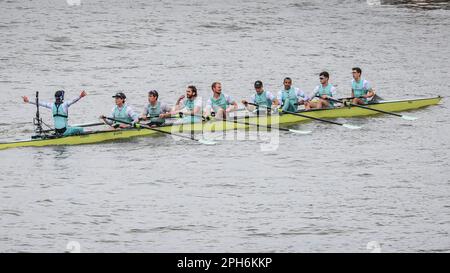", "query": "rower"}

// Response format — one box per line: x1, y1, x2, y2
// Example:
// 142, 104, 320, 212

277, 77, 309, 112
139, 90, 172, 126
205, 82, 238, 120
173, 85, 203, 123
305, 71, 337, 110
242, 80, 279, 112
22, 90, 87, 136
101, 92, 139, 128
351, 67, 375, 105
